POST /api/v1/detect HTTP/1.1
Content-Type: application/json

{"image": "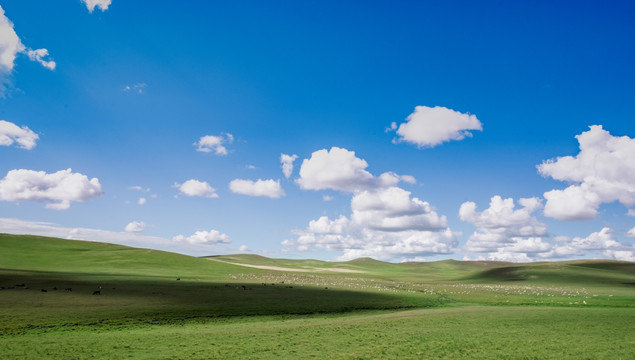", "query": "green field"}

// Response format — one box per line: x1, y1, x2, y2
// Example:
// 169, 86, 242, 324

1, 234, 634, 359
